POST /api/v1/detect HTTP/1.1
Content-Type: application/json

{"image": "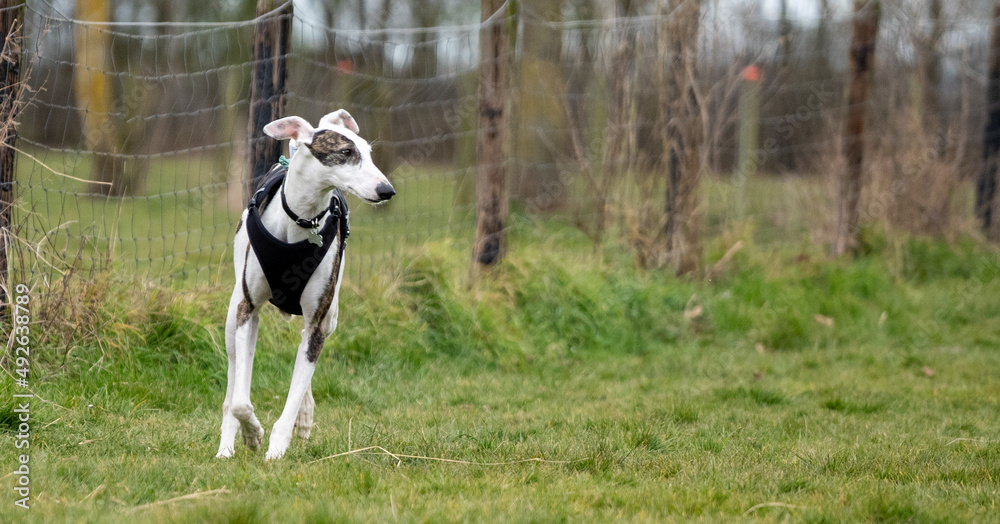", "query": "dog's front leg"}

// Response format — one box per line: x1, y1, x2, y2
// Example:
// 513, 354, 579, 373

266, 250, 342, 460
265, 325, 325, 460
296, 297, 338, 441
